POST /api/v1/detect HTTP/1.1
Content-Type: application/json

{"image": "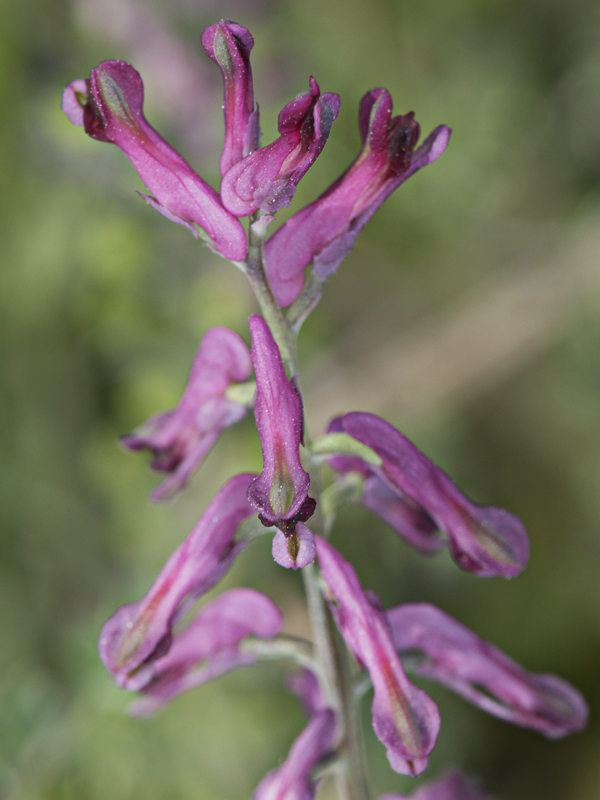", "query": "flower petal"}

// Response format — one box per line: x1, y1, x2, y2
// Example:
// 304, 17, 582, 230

315, 537, 440, 776
388, 603, 588, 739
329, 413, 529, 578
272, 522, 316, 570
379, 769, 491, 800
98, 473, 257, 688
